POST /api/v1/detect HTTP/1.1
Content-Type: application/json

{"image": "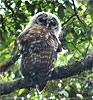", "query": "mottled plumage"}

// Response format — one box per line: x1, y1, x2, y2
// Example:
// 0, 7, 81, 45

17, 12, 62, 91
